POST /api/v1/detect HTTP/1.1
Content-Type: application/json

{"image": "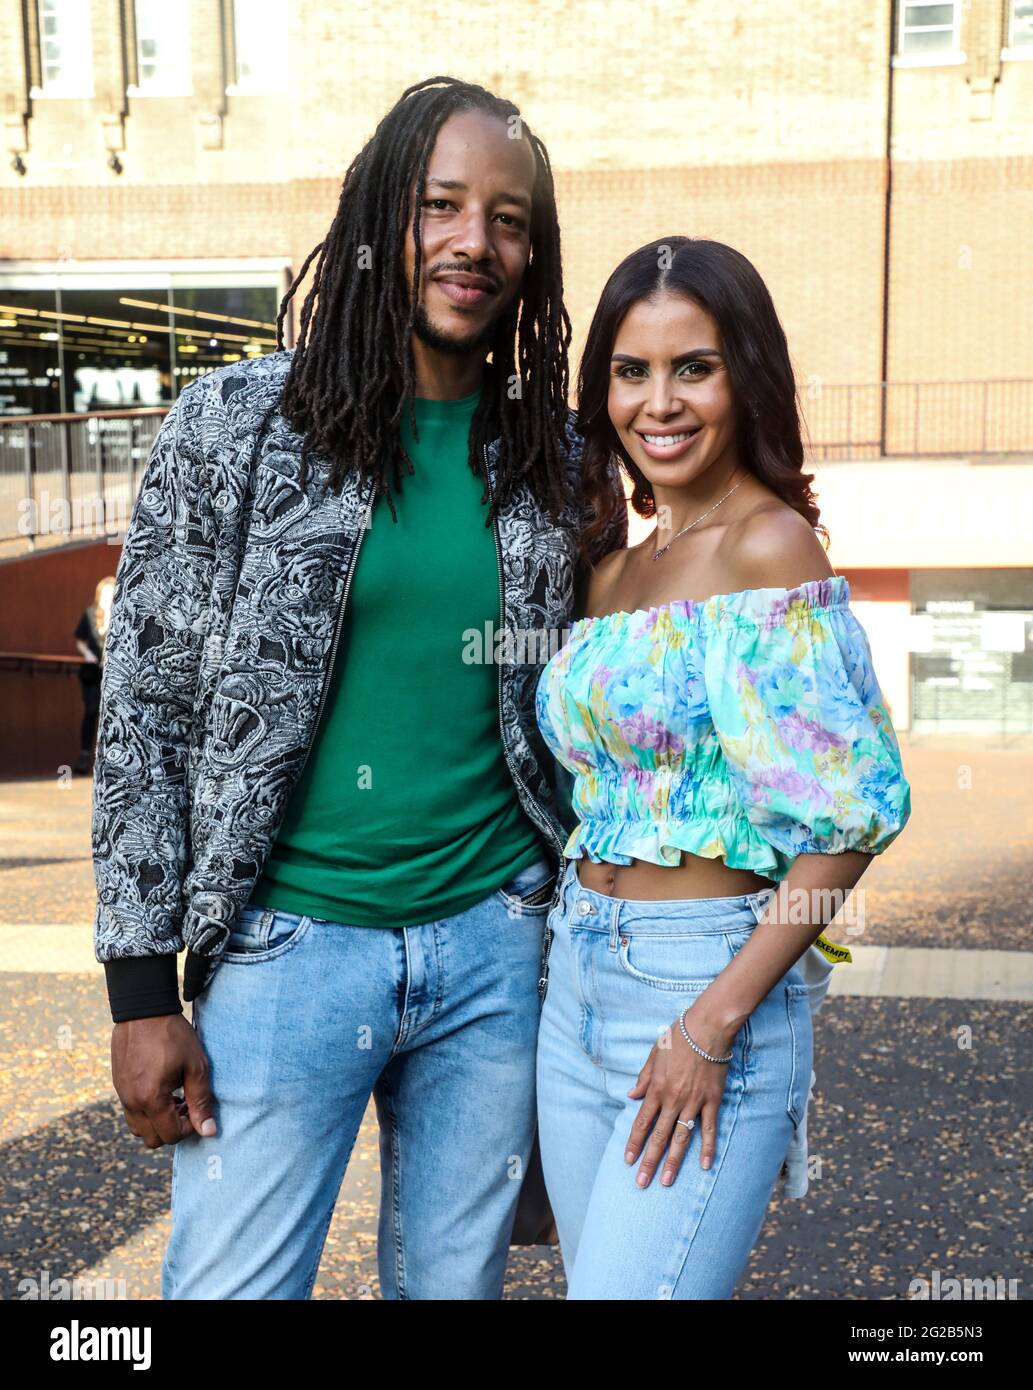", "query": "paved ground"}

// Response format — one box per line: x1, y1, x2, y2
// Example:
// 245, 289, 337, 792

1, 735, 1030, 1300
